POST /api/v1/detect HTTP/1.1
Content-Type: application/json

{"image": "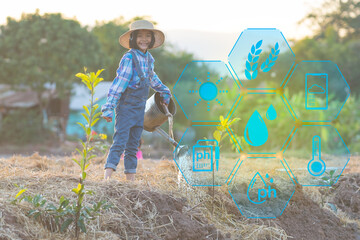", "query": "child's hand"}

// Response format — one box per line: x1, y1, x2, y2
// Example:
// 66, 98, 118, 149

160, 102, 172, 117
103, 116, 112, 122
